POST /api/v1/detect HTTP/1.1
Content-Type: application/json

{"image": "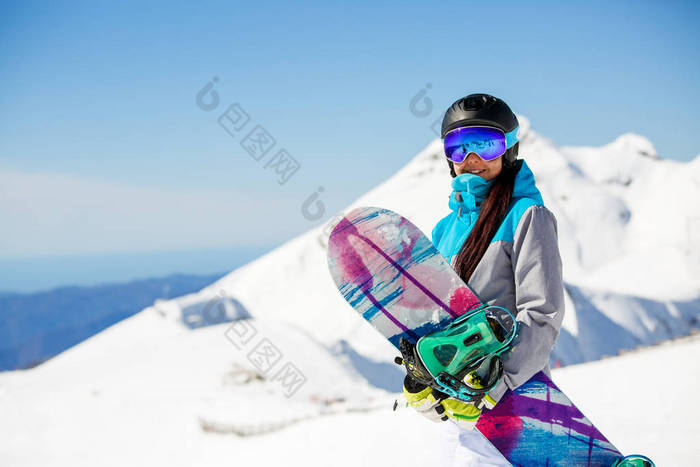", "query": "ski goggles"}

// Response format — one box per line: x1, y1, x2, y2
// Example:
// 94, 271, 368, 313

443, 125, 519, 163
